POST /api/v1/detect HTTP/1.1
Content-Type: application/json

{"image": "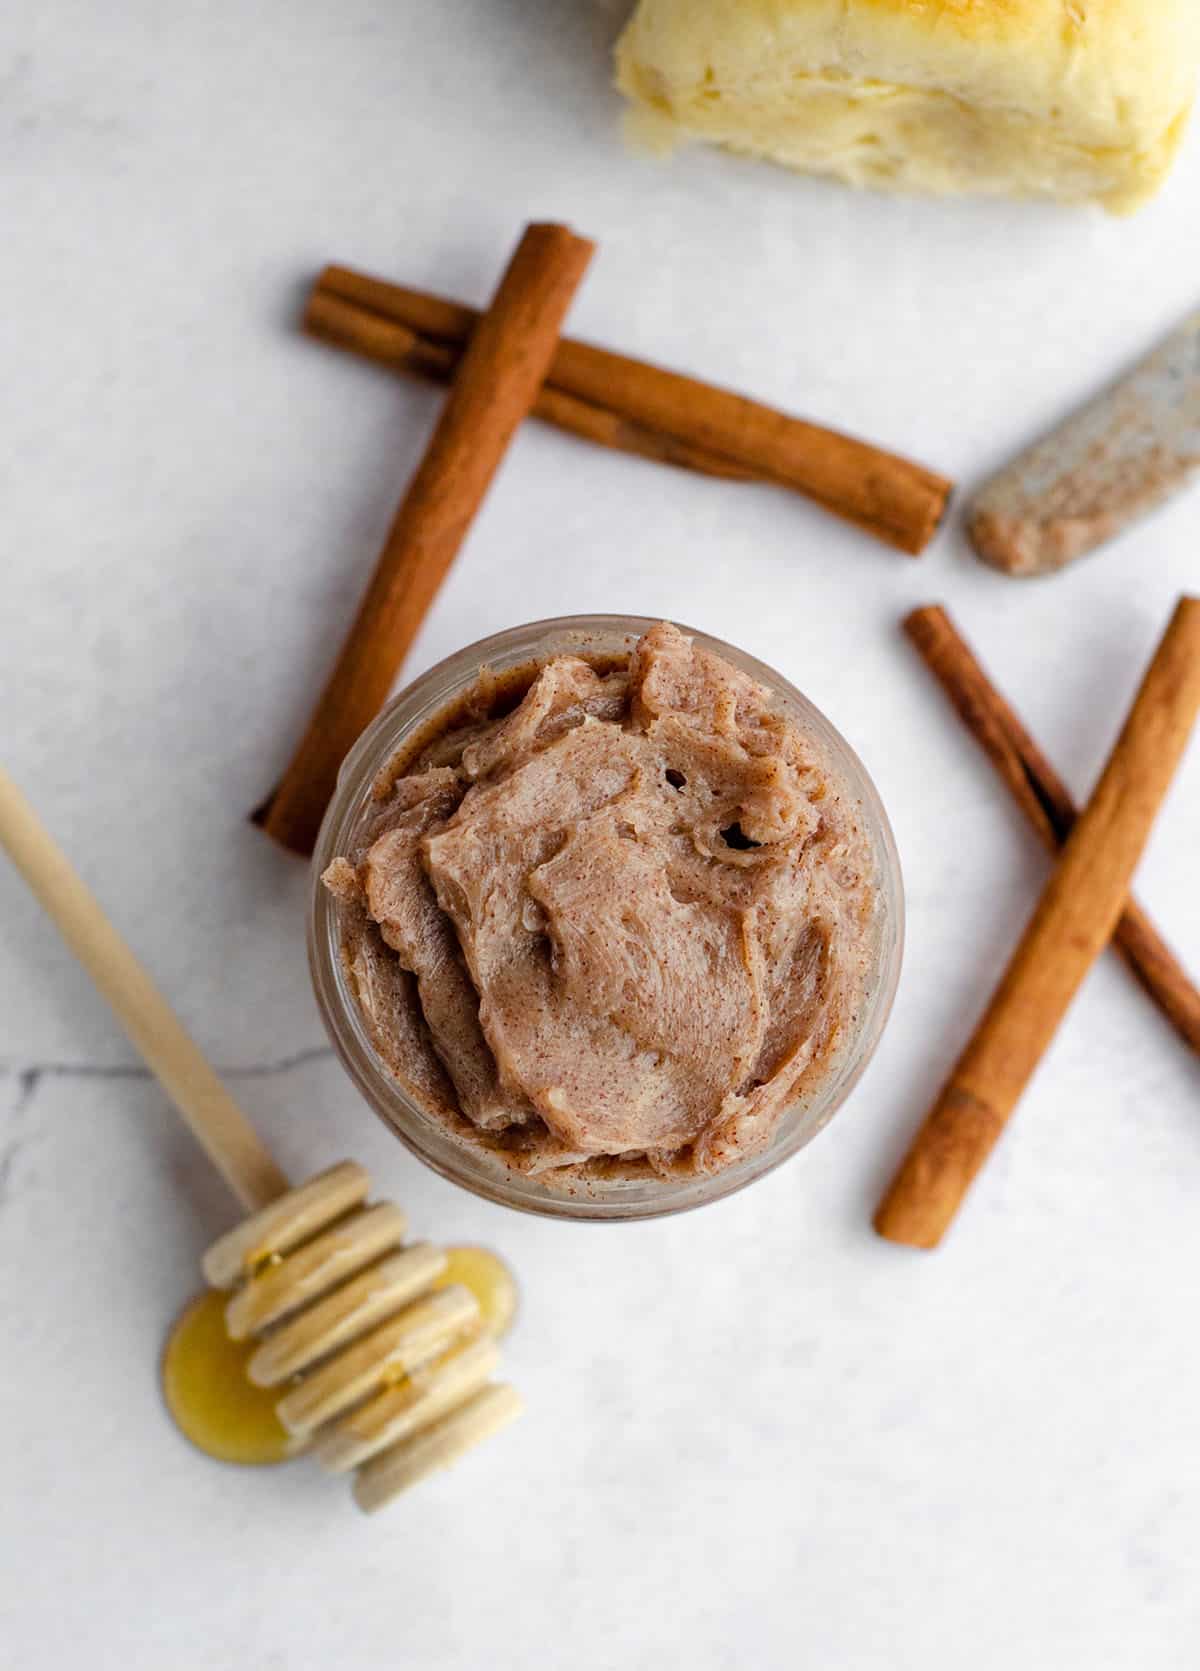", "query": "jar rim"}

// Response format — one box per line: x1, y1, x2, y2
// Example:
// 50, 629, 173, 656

308, 615, 904, 1223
